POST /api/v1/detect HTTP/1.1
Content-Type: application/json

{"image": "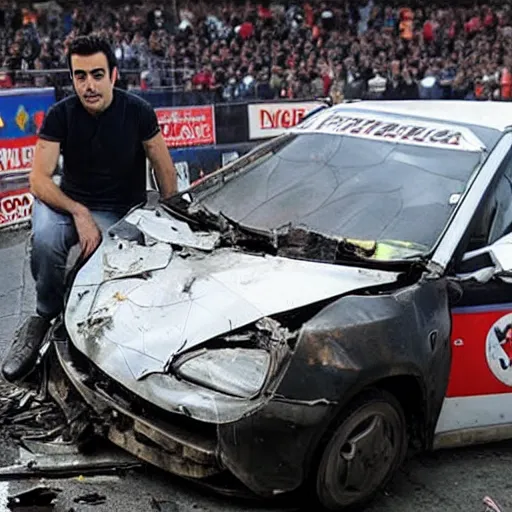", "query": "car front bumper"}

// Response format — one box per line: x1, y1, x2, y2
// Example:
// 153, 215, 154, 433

52, 336, 335, 498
